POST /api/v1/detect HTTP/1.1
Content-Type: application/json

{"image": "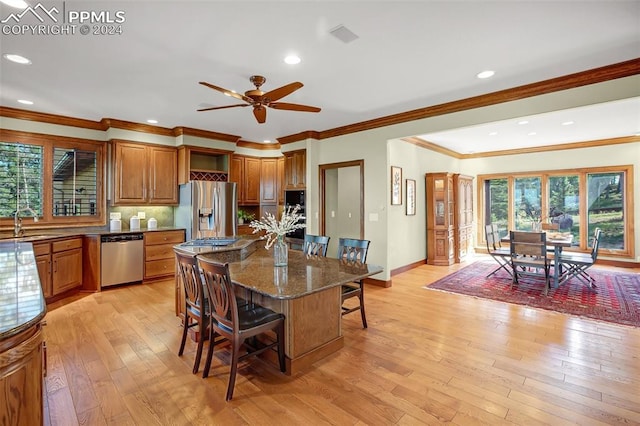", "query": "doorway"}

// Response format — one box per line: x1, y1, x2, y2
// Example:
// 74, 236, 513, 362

319, 160, 364, 257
